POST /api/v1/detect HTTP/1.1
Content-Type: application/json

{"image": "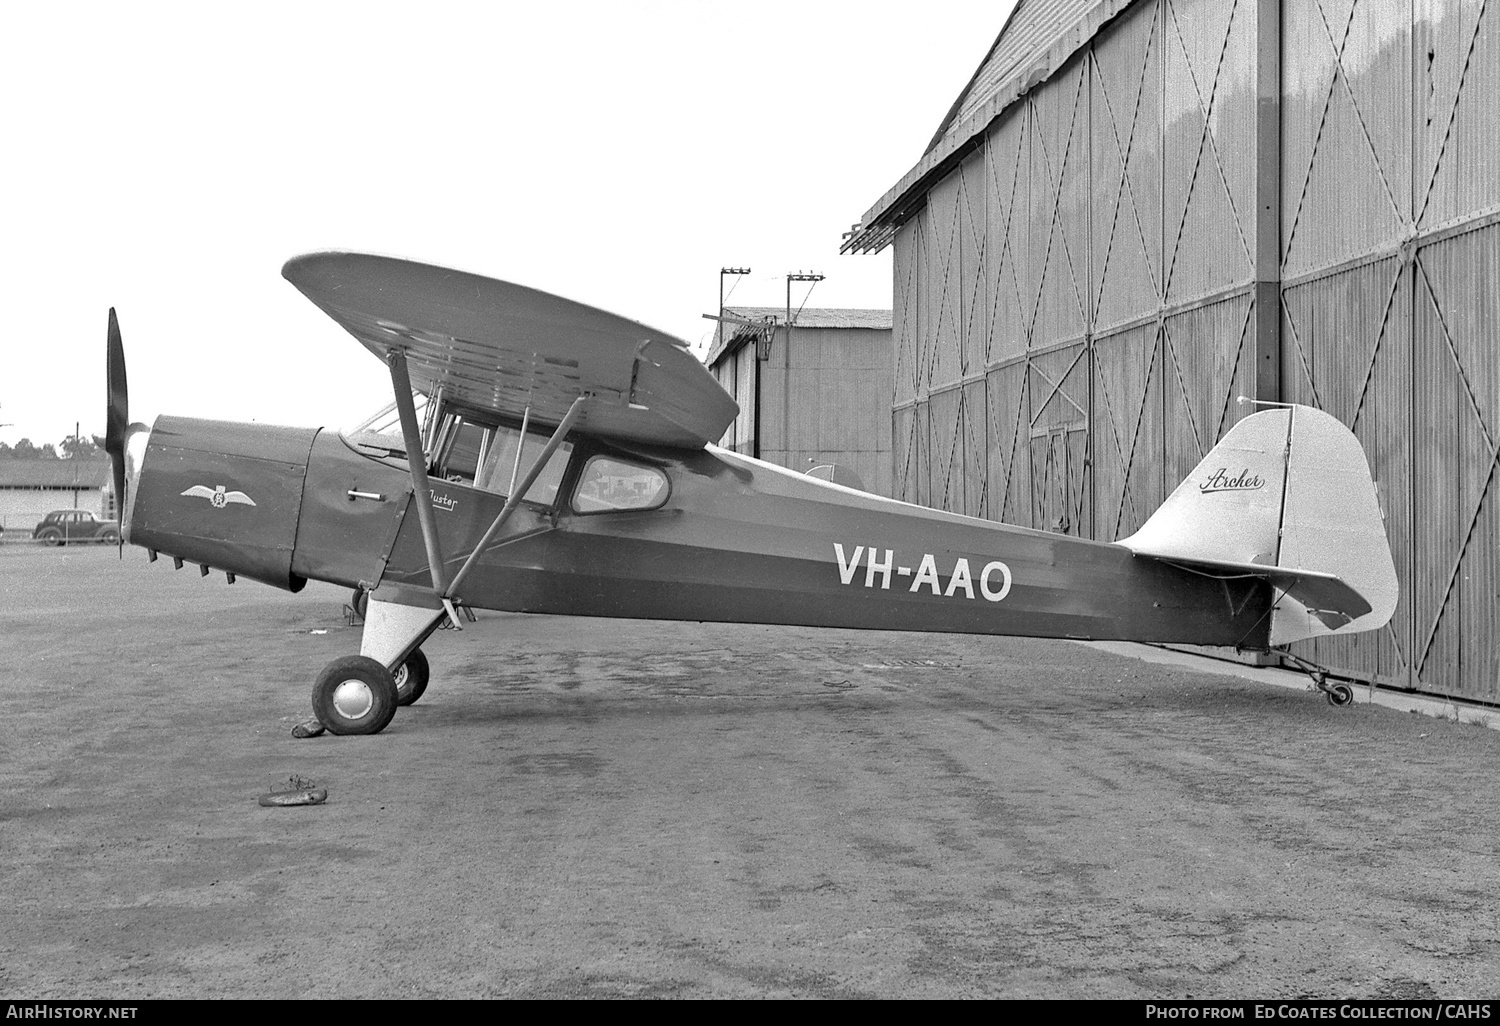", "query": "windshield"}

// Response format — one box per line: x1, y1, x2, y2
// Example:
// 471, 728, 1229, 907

345, 418, 573, 506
